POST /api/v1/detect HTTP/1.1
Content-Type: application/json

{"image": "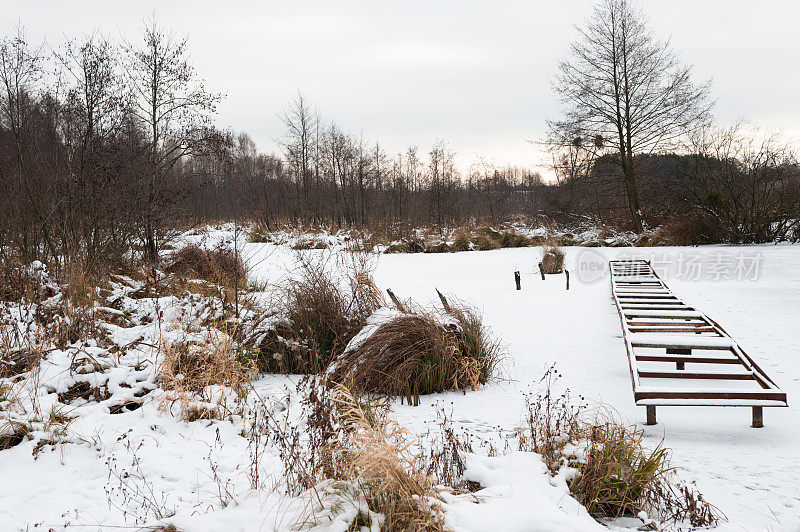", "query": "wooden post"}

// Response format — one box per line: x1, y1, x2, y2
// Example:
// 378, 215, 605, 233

435, 288, 451, 312
565, 270, 569, 290
386, 289, 405, 312
667, 347, 691, 370
646, 405, 657, 425
514, 271, 521, 290
752, 406, 763, 428
538, 262, 545, 280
